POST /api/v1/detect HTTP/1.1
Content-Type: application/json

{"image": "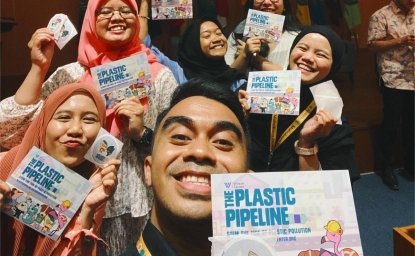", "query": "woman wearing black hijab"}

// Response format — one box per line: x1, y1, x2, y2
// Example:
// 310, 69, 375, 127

142, 16, 247, 91
177, 17, 247, 91
242, 25, 360, 182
